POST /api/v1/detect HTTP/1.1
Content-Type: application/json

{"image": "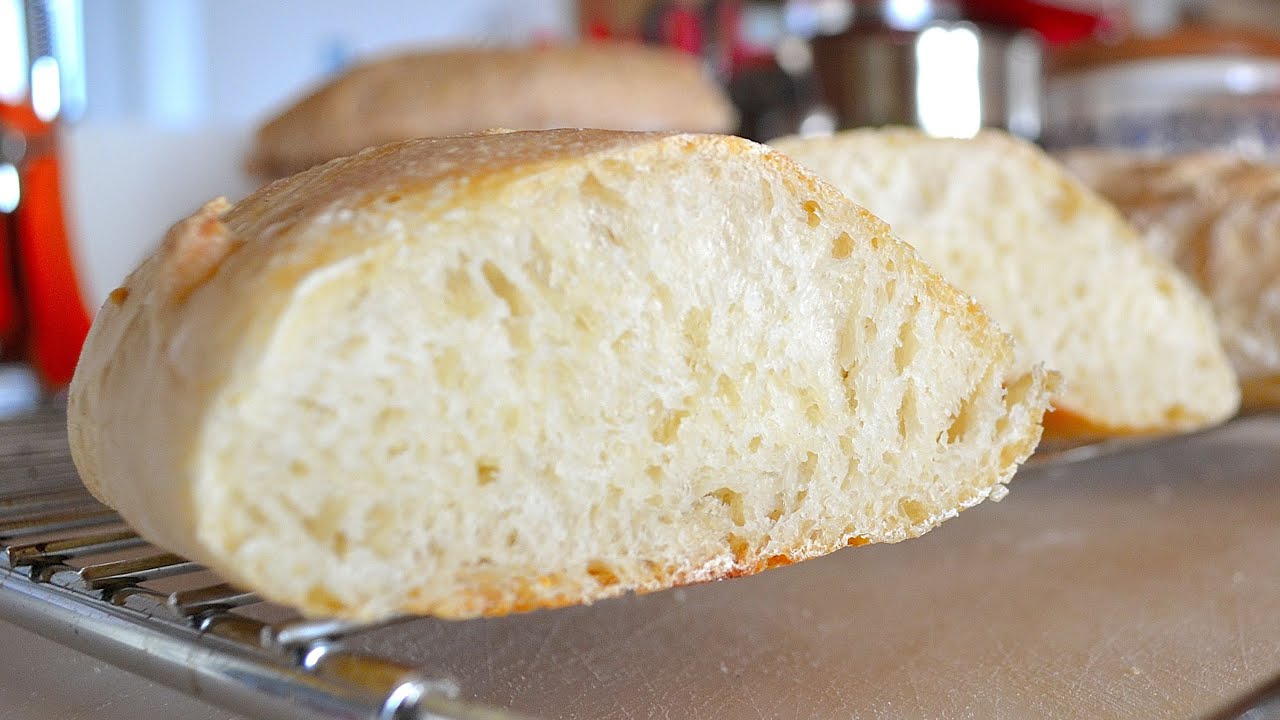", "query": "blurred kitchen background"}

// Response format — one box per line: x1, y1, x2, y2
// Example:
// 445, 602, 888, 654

4, 0, 1280, 400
